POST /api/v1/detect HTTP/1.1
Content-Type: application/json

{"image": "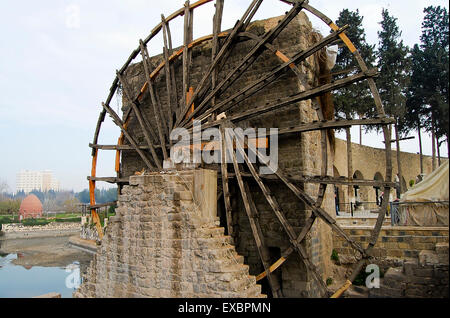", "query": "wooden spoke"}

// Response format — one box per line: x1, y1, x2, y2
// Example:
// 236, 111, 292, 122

116, 71, 163, 169
223, 127, 284, 298
139, 40, 169, 160
210, 0, 224, 122
102, 102, 156, 171
219, 125, 234, 239
226, 126, 329, 295
162, 15, 176, 132
197, 69, 378, 131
